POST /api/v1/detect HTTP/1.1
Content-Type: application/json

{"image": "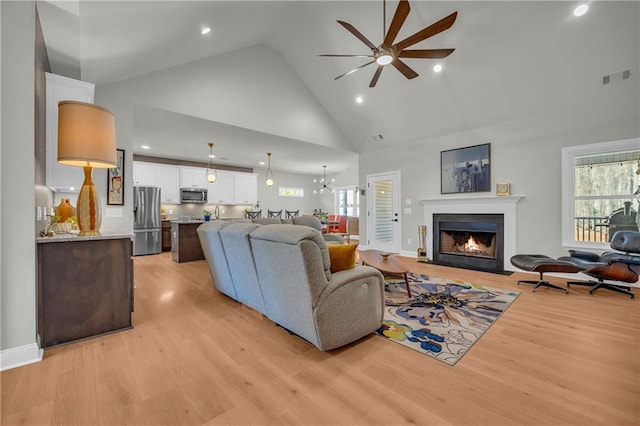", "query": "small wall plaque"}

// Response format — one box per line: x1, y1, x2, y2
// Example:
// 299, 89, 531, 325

496, 182, 511, 196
